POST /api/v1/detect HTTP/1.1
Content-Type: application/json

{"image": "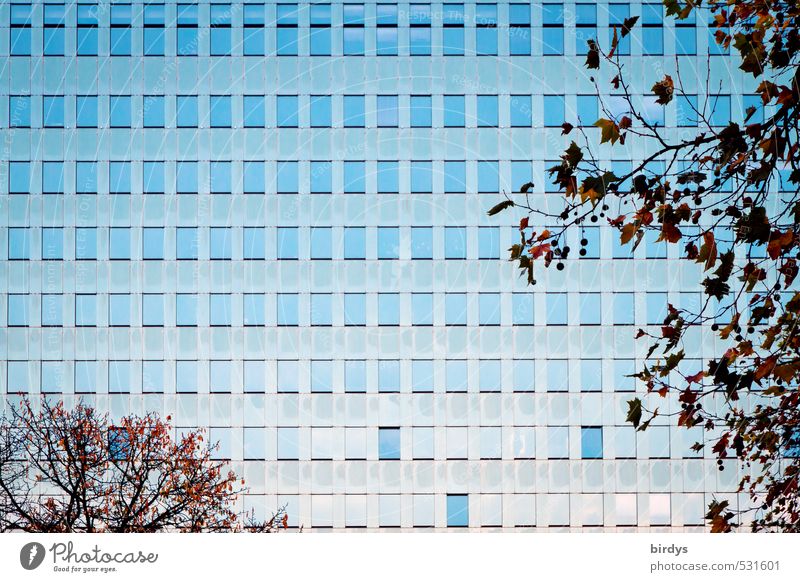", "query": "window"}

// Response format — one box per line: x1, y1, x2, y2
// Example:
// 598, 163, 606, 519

344, 227, 366, 259
142, 361, 164, 393
76, 162, 98, 194
409, 3, 432, 56
676, 94, 698, 127
409, 95, 432, 127
510, 95, 532, 127
177, 96, 198, 128
243, 3, 265, 55
344, 161, 366, 193
142, 227, 164, 260
710, 95, 732, 127
476, 95, 498, 127
446, 494, 469, 527
277, 227, 298, 259
176, 227, 198, 260
41, 228, 63, 260
444, 227, 466, 259
142, 294, 164, 327
108, 361, 131, 393
478, 161, 499, 192
310, 295, 332, 326
76, 4, 99, 55
642, 3, 664, 55
174, 294, 197, 327
411, 227, 433, 259
575, 3, 597, 54
376, 3, 398, 55
377, 95, 399, 127
42, 295, 64, 327
579, 293, 601, 325
8, 96, 30, 128
344, 95, 366, 127
276, 3, 298, 55
43, 4, 65, 56
411, 161, 432, 193
675, 8, 697, 55
243, 95, 265, 127
209, 227, 232, 260
542, 3, 564, 55
7, 295, 27, 327
478, 227, 499, 259
344, 294, 366, 326
543, 95, 565, 127
475, 3, 497, 55
277, 294, 299, 326
581, 426, 603, 459
9, 162, 29, 193
243, 294, 265, 326
110, 96, 132, 128
576, 95, 598, 127
10, 4, 32, 55
546, 293, 568, 325
210, 4, 232, 56
310, 227, 332, 259
378, 294, 400, 326
479, 293, 501, 325
43, 96, 64, 128
379, 428, 401, 460
75, 228, 97, 260
509, 4, 531, 55
243, 227, 265, 260
343, 3, 365, 55
75, 294, 97, 327
512, 293, 534, 325
412, 293, 433, 325
444, 161, 466, 192
176, 3, 198, 55
76, 96, 98, 128
277, 95, 299, 127
110, 4, 132, 56
443, 95, 465, 127
608, 4, 630, 55
310, 95, 332, 127
310, 3, 332, 55
443, 3, 465, 55
277, 428, 299, 460
211, 161, 230, 193
209, 96, 232, 128
445, 294, 467, 326
243, 161, 265, 193
8, 228, 29, 260
143, 96, 165, 128
42, 162, 63, 194
143, 4, 165, 56
209, 294, 232, 326
377, 161, 399, 192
